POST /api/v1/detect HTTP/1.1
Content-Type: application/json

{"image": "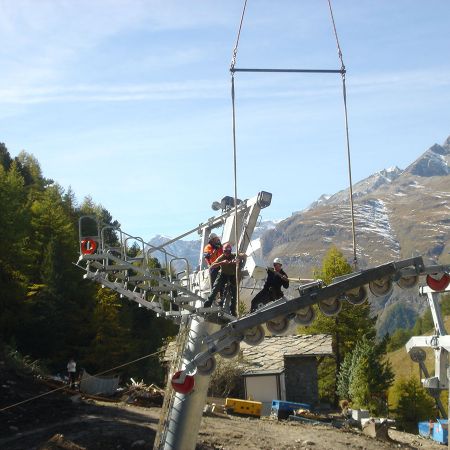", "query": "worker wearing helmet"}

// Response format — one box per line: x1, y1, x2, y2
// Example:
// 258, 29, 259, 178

203, 243, 246, 316
203, 232, 223, 288
250, 257, 289, 313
